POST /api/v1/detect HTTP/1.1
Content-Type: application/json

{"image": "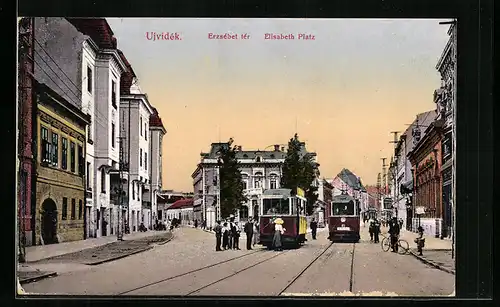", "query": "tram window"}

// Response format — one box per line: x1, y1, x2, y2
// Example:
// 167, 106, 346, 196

291, 198, 297, 215
263, 198, 290, 215
332, 201, 355, 216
